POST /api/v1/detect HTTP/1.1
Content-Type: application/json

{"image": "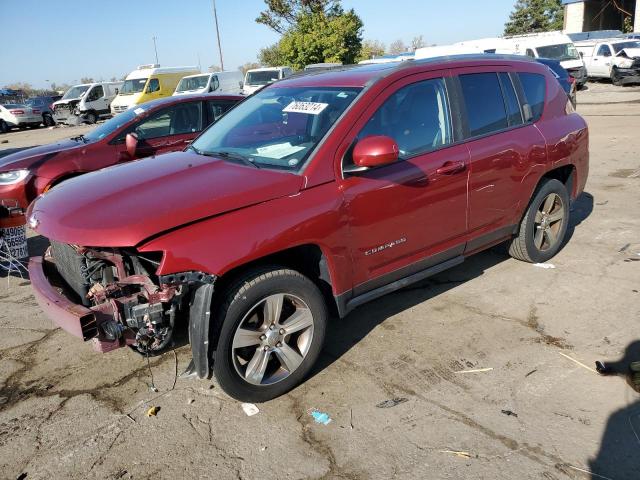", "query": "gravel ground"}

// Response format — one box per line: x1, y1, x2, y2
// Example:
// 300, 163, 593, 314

0, 82, 639, 480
